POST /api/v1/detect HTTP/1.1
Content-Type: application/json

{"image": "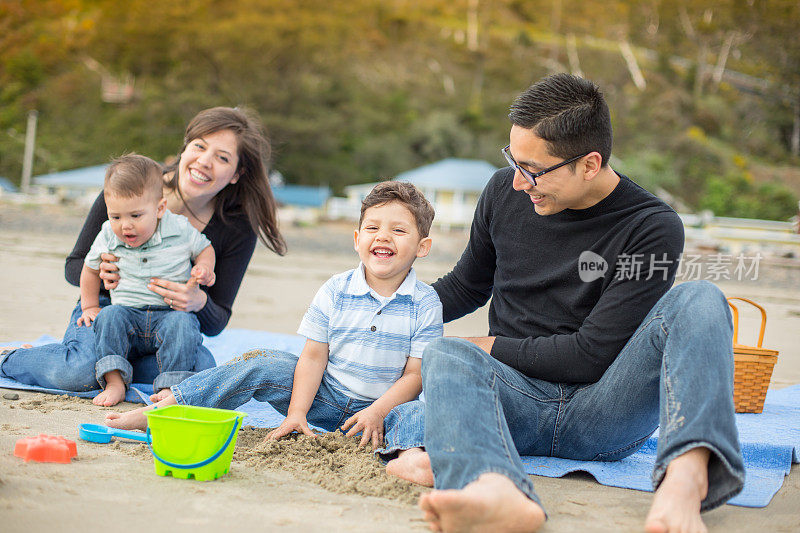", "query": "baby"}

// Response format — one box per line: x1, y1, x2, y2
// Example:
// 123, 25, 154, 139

79, 154, 215, 406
